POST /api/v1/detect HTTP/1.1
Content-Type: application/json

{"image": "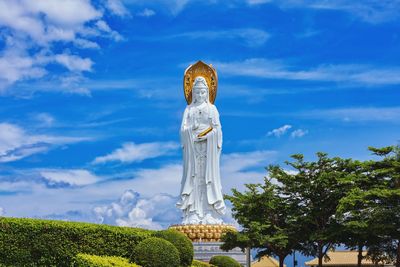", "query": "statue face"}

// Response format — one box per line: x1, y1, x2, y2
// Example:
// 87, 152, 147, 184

193, 86, 208, 104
